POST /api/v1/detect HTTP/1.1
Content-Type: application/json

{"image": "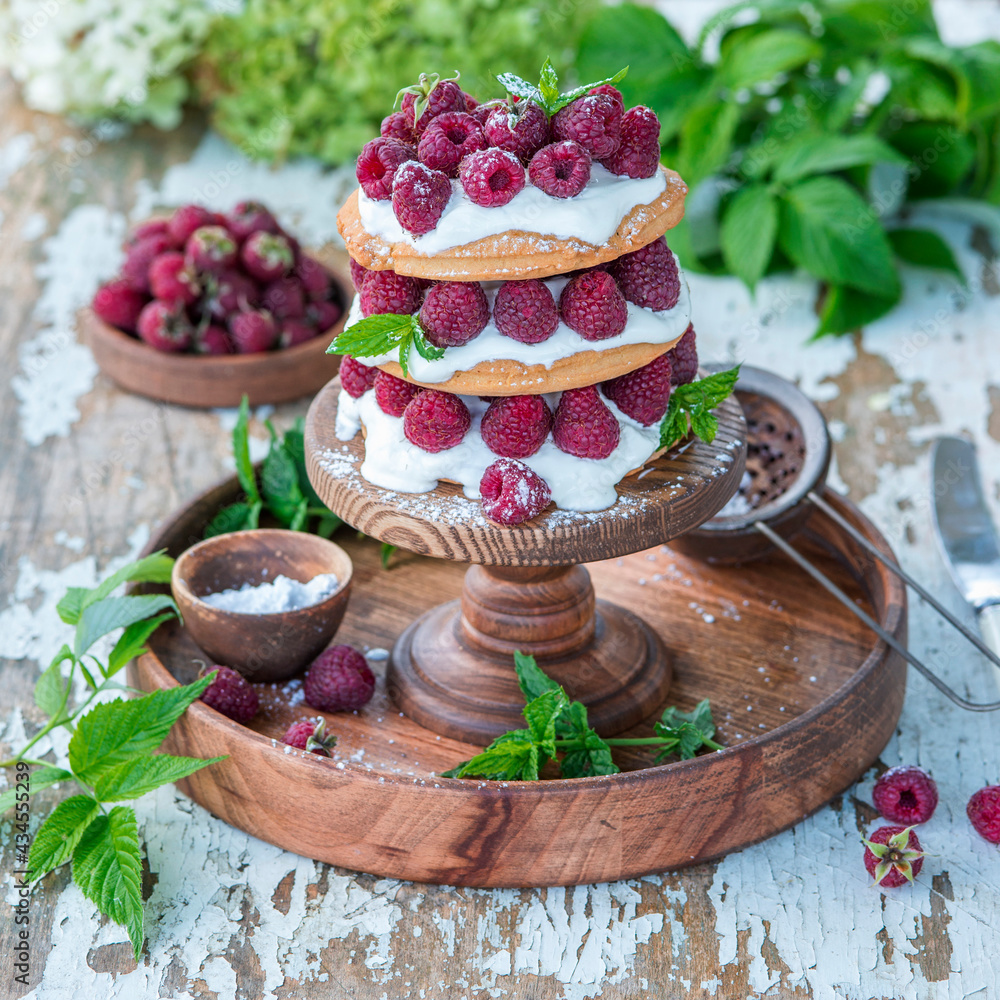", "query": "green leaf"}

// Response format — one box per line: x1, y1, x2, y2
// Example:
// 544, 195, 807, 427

888, 122, 976, 198
719, 29, 821, 90
289, 499, 309, 532
283, 422, 327, 509
106, 613, 176, 676
74, 595, 178, 659
56, 552, 174, 625
824, 0, 937, 49
34, 645, 75, 718
654, 699, 721, 761
720, 184, 778, 289
261, 439, 304, 526
93, 754, 225, 802
379, 542, 396, 569
495, 72, 543, 107
27, 795, 101, 879
0, 765, 73, 814
560, 730, 618, 778
204, 502, 254, 539
677, 100, 740, 188
244, 500, 263, 531
443, 730, 541, 781
773, 134, 908, 185
660, 367, 741, 449
329, 313, 442, 378
523, 688, 568, 759
545, 67, 629, 116
778, 176, 900, 296
814, 284, 902, 338
888, 228, 964, 280
232, 395, 260, 505
538, 58, 560, 108
315, 513, 343, 539
68, 674, 215, 783
72, 806, 144, 959
514, 650, 559, 702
